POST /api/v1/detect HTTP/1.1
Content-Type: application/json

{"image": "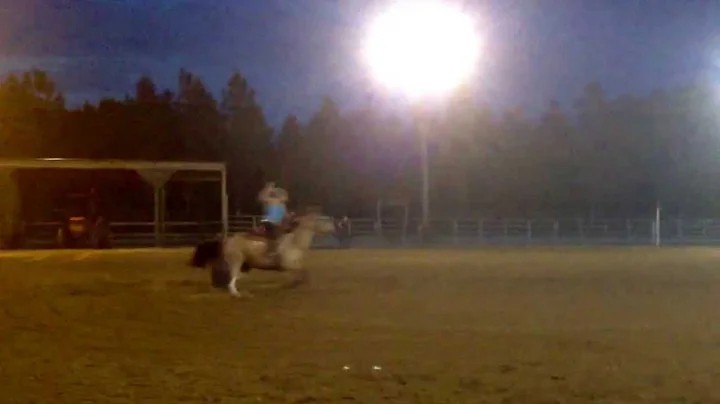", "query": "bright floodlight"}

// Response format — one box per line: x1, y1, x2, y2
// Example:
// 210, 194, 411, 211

363, 0, 481, 99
